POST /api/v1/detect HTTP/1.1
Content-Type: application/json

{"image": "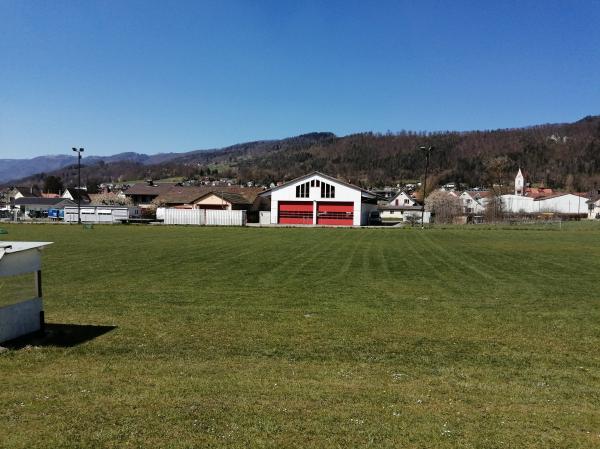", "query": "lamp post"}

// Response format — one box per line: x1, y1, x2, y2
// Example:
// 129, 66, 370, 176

72, 147, 84, 224
420, 146, 434, 228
